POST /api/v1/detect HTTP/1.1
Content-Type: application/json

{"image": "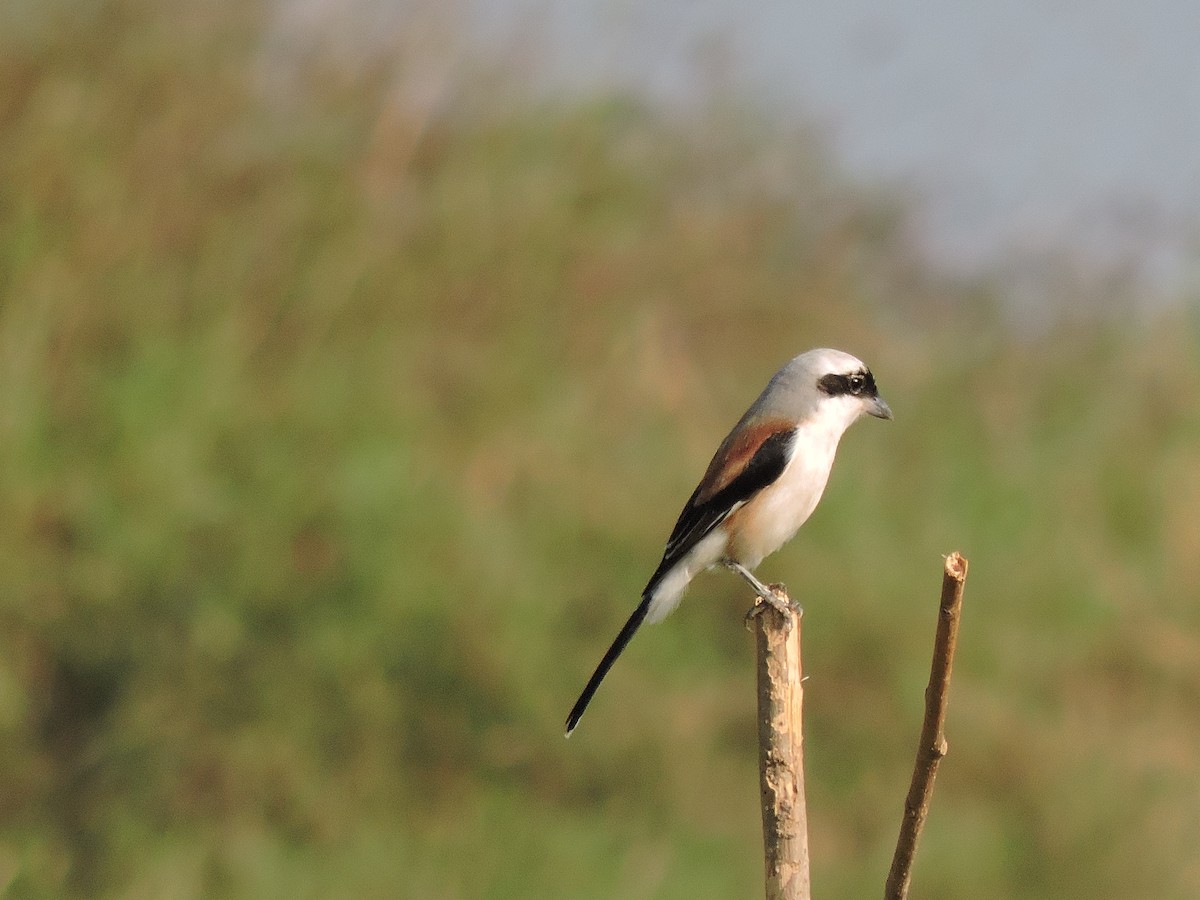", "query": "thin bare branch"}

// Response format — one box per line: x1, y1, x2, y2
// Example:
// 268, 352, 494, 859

884, 552, 969, 900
